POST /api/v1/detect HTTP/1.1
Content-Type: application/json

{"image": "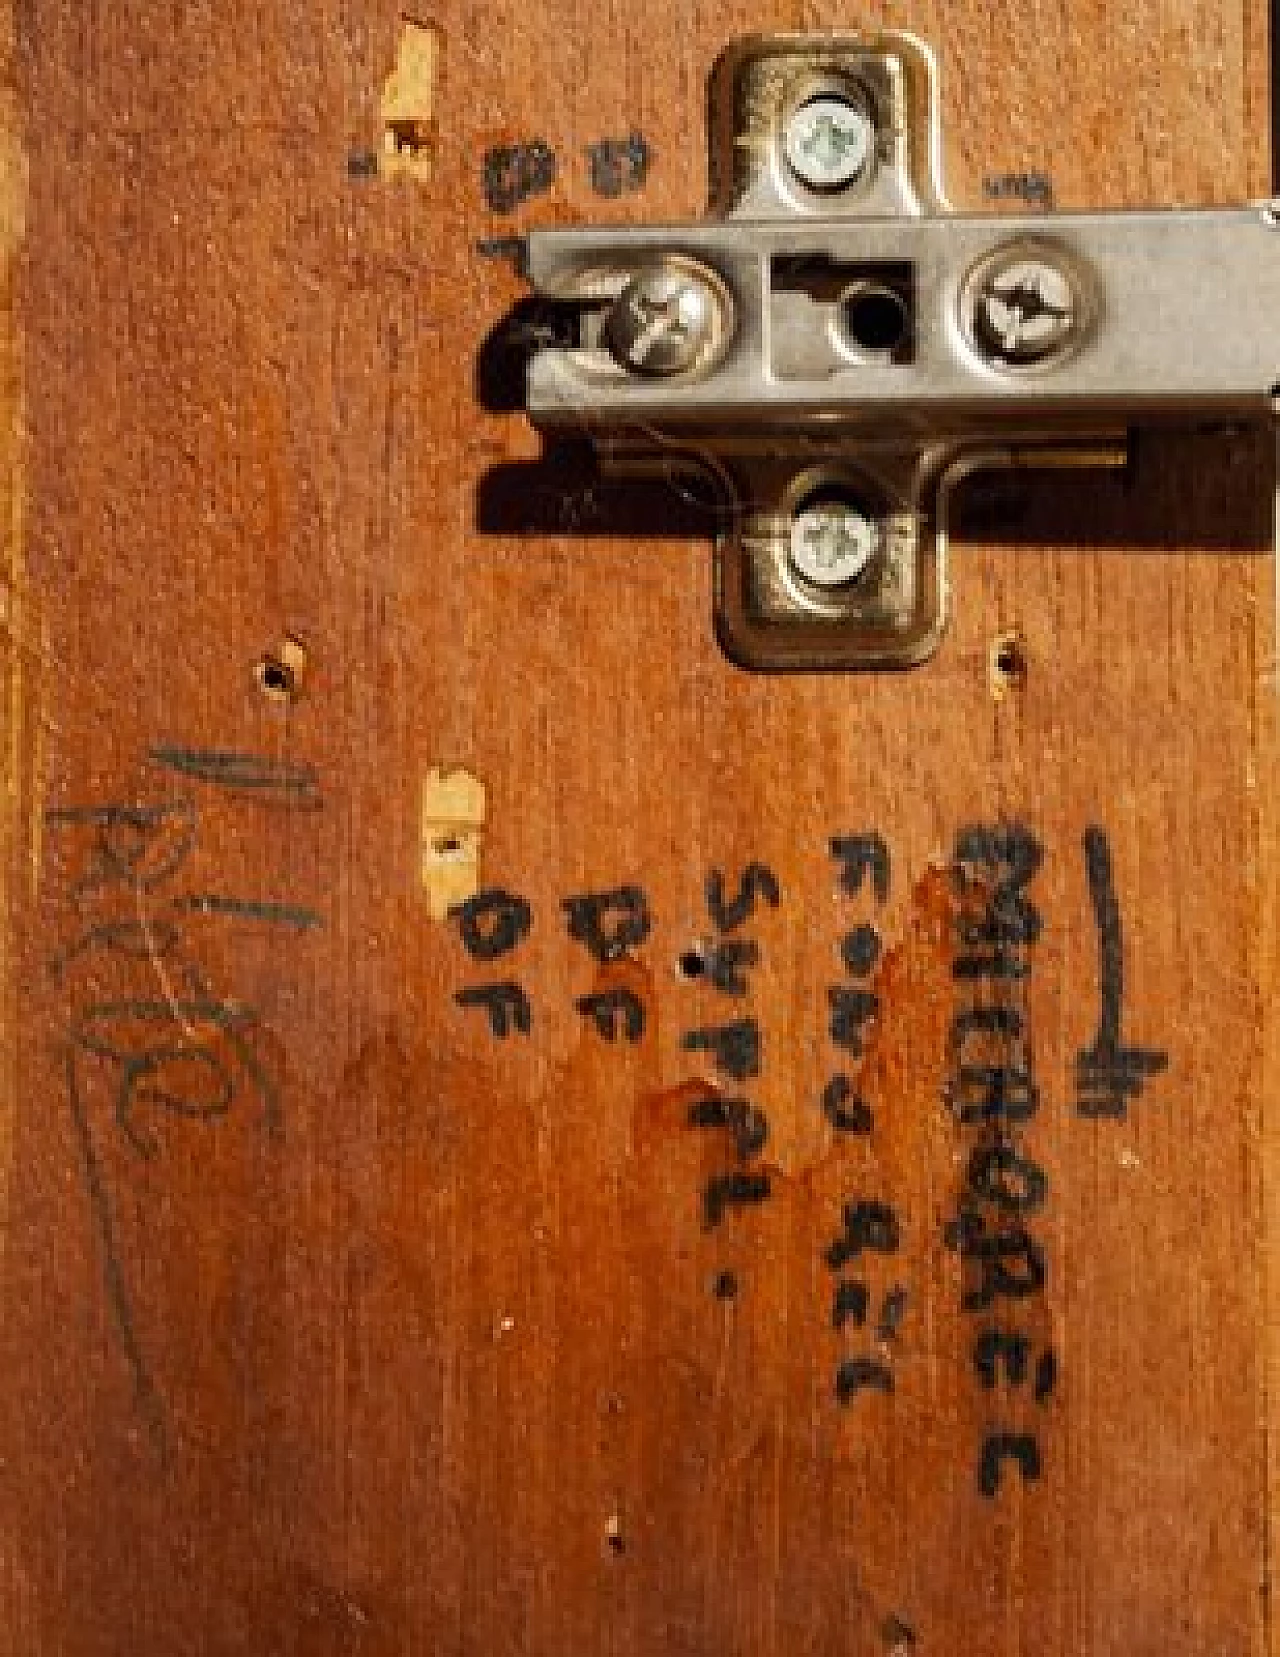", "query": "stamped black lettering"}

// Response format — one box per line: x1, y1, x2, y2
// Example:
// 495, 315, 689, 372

975, 1329, 1056, 1396
965, 1143, 1048, 1215
951, 1062, 1039, 1126
949, 1008, 1038, 1123
475, 234, 529, 274
563, 886, 651, 962
945, 1213, 1047, 1311
978, 1431, 1041, 1498
575, 987, 645, 1043
705, 863, 780, 934
453, 888, 533, 961
974, 1328, 1030, 1388
877, 1285, 909, 1340
729, 1102, 769, 1159
828, 986, 879, 1054
825, 1200, 901, 1270
682, 1018, 761, 1082
952, 946, 1030, 983
953, 824, 1042, 977
950, 1004, 1025, 1057
705, 938, 760, 997
840, 923, 882, 977
585, 132, 651, 197
482, 139, 556, 213
832, 1279, 870, 1329
688, 1095, 768, 1160
455, 982, 532, 1038
946, 819, 1051, 1496
830, 834, 890, 903
835, 1356, 894, 1402
983, 170, 1054, 208
821, 1074, 873, 1135
703, 1169, 772, 1228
